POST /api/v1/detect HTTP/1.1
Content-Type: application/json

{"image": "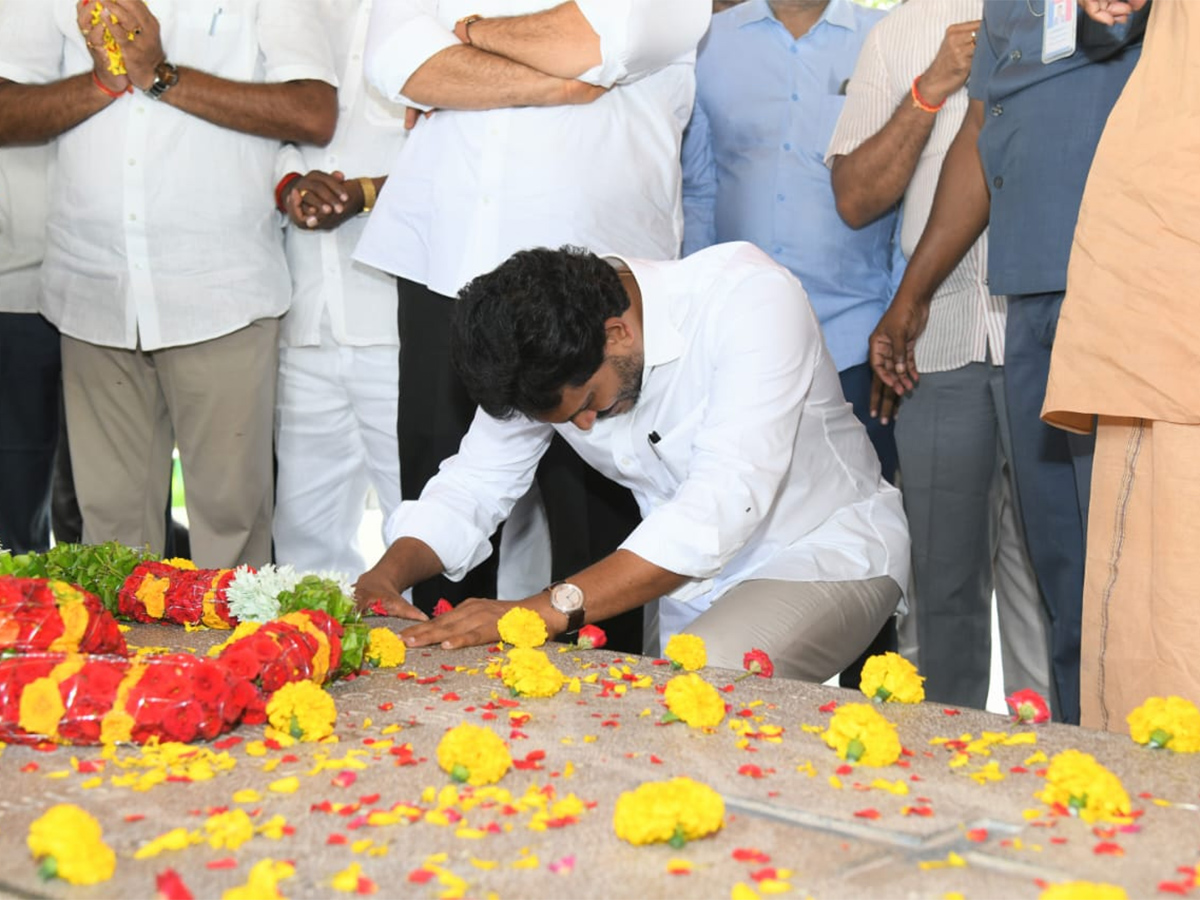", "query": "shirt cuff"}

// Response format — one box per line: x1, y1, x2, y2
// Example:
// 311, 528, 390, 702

263, 64, 338, 86
364, 17, 459, 110
384, 499, 493, 582
620, 505, 723, 582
